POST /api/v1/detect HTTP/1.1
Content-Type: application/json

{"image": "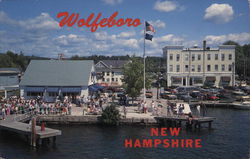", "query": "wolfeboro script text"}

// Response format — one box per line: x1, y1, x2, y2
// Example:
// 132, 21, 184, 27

57, 11, 141, 32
